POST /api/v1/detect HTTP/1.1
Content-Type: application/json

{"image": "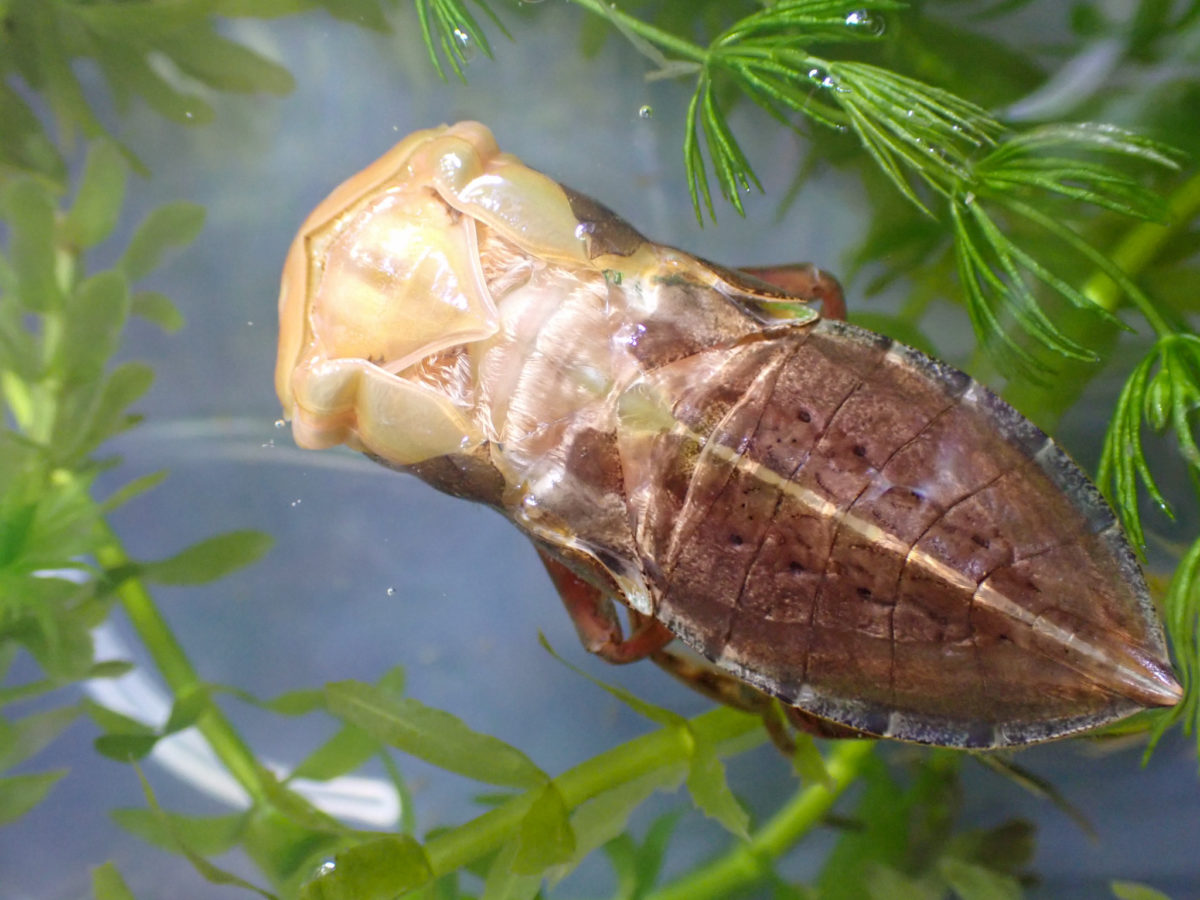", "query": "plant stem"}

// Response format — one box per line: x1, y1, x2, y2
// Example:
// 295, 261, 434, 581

421, 706, 763, 877
564, 0, 709, 64
94, 523, 270, 805
645, 740, 875, 900
1082, 168, 1200, 323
